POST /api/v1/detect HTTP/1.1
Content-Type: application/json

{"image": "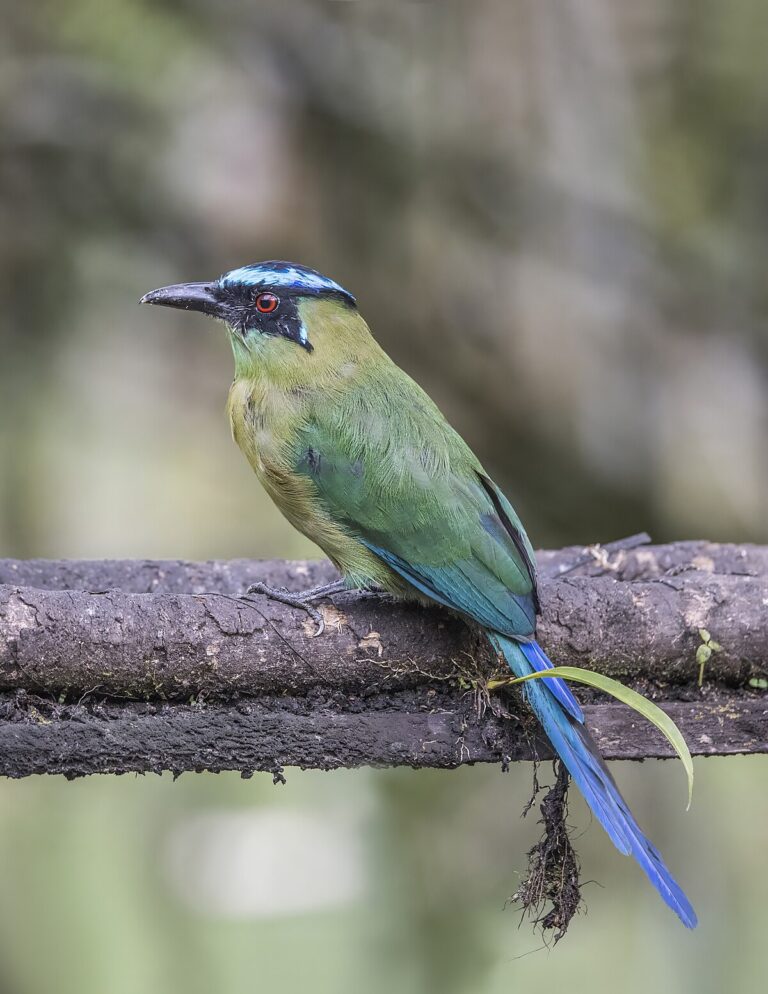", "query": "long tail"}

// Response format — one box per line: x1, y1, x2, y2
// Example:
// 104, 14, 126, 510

490, 633, 697, 928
